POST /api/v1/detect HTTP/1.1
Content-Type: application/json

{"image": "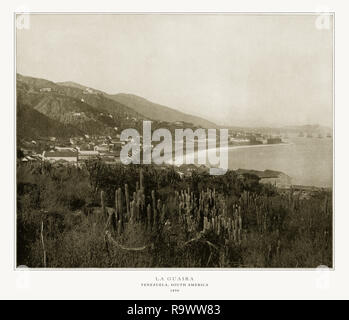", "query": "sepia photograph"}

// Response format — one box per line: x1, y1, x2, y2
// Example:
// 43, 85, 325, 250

15, 13, 333, 269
